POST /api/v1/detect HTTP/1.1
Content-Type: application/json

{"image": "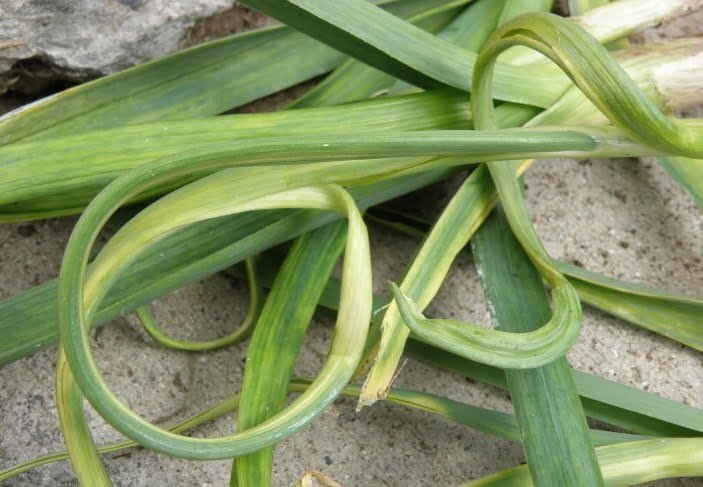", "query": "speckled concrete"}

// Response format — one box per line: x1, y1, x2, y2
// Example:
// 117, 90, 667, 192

1, 8, 702, 487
